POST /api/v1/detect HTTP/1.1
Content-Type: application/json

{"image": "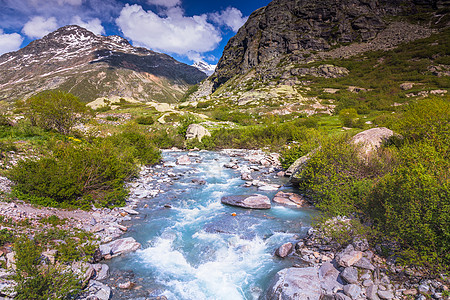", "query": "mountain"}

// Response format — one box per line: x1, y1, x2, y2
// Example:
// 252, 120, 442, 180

192, 61, 217, 76
0, 25, 207, 103
209, 0, 448, 90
